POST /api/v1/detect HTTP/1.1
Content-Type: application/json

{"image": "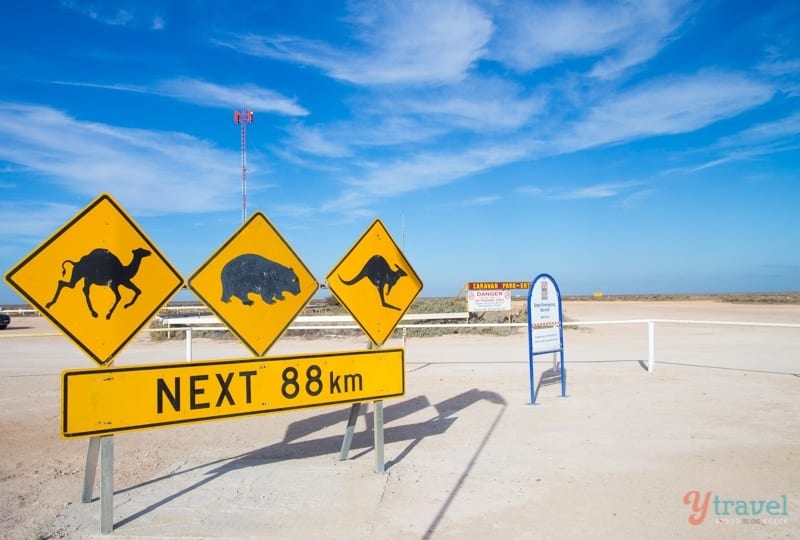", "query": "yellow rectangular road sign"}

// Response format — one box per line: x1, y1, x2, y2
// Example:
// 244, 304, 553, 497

62, 348, 404, 438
